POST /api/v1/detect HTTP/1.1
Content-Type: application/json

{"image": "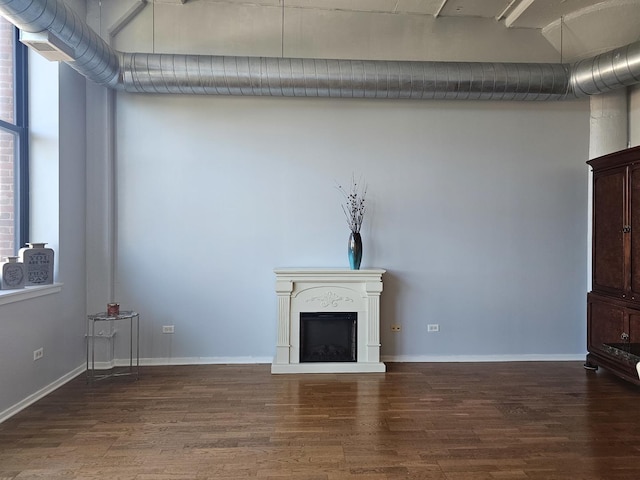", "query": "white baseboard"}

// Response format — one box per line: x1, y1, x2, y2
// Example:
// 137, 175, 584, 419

381, 354, 586, 363
138, 356, 272, 365
91, 353, 586, 370
108, 356, 272, 367
133, 354, 585, 366
0, 364, 85, 424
